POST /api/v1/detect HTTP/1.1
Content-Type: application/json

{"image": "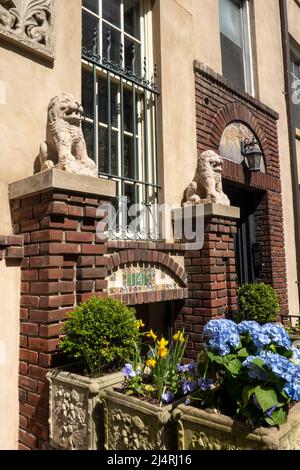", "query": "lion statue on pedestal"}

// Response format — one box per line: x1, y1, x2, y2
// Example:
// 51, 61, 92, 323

39, 92, 97, 177
182, 150, 230, 206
